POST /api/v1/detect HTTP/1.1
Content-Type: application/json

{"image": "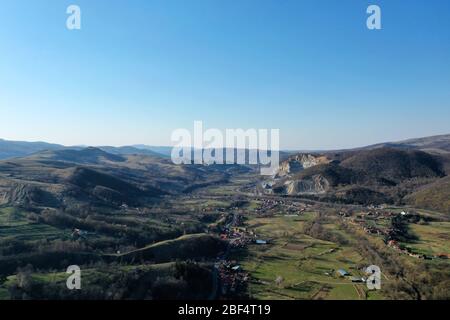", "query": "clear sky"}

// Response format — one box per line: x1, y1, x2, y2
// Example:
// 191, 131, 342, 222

0, 0, 449, 149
